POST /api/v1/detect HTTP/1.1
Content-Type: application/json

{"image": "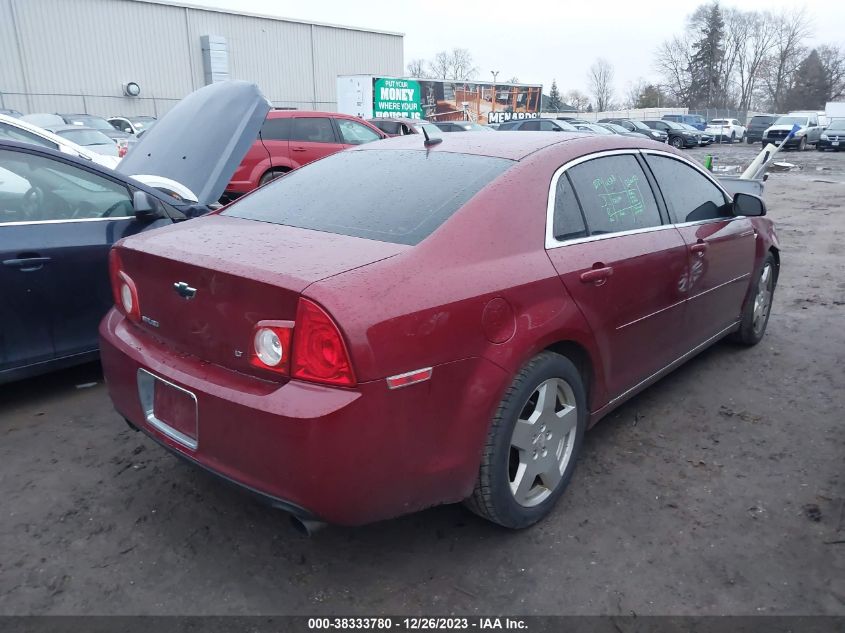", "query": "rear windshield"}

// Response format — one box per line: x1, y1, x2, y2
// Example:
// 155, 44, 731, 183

223, 149, 513, 246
